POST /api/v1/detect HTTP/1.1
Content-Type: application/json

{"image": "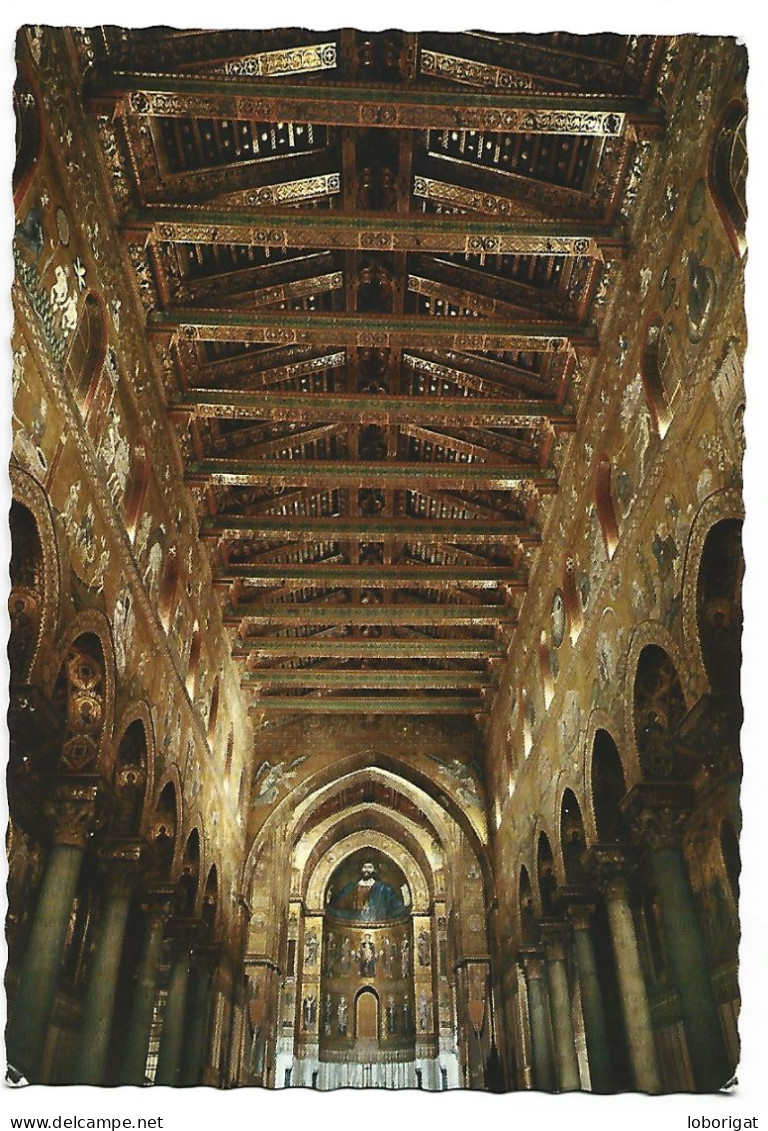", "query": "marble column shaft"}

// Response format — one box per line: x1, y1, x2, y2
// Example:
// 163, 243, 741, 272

539, 924, 580, 1091
8, 841, 84, 1080
623, 784, 730, 1090
601, 869, 661, 1093
121, 905, 169, 1085
155, 946, 192, 1086
519, 950, 556, 1092
569, 912, 614, 1093
8, 784, 101, 1081
180, 954, 216, 1086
